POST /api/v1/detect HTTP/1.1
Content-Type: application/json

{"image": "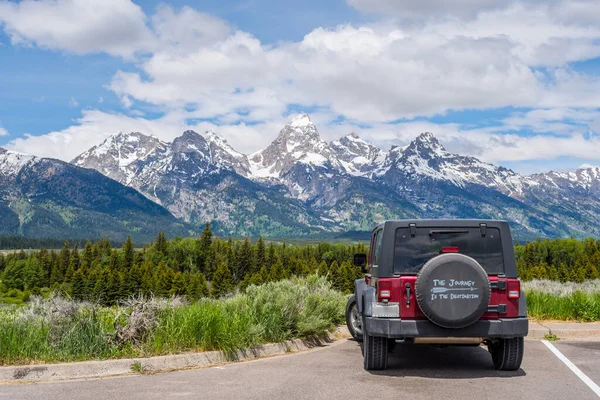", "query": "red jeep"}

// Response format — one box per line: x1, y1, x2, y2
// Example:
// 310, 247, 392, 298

346, 220, 528, 371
